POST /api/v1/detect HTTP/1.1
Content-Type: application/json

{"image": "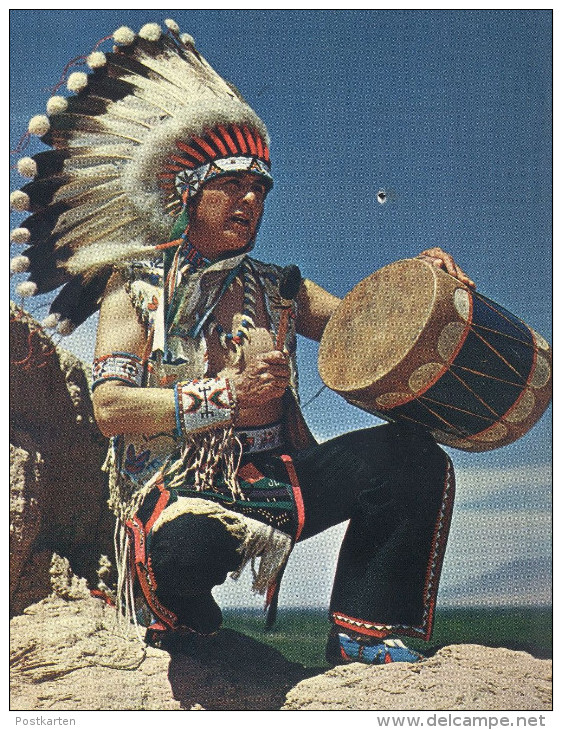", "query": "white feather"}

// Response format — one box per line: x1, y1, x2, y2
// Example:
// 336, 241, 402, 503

87, 51, 107, 69
52, 176, 122, 205
16, 281, 37, 298
28, 115, 50, 136
17, 157, 37, 178
47, 96, 69, 115
57, 318, 76, 336
67, 71, 88, 93
164, 19, 180, 35
113, 26, 135, 46
52, 194, 131, 236
10, 190, 30, 211
139, 23, 162, 41
65, 236, 160, 277
181, 33, 195, 47
10, 255, 30, 274
10, 227, 31, 245
42, 313, 60, 329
